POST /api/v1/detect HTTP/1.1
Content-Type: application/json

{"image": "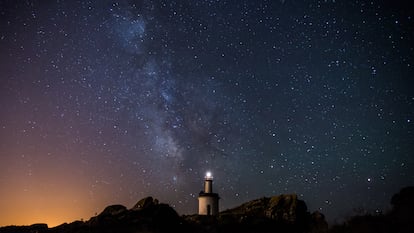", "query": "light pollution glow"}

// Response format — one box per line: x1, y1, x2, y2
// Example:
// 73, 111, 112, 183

0, 149, 138, 227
